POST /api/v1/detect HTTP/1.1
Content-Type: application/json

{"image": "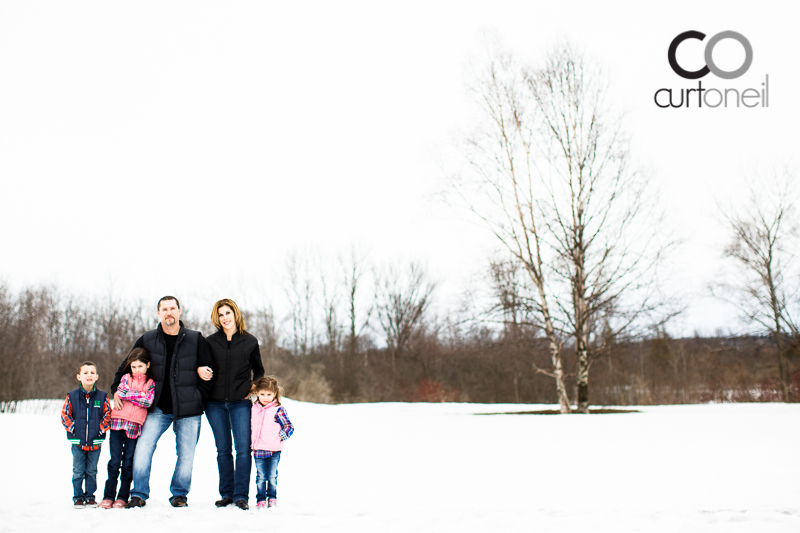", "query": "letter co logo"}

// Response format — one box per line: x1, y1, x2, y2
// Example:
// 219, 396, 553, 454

668, 30, 753, 80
